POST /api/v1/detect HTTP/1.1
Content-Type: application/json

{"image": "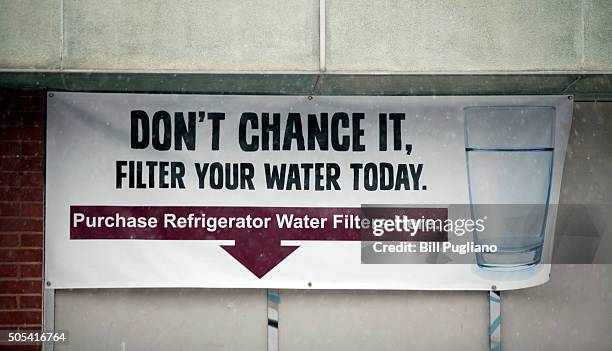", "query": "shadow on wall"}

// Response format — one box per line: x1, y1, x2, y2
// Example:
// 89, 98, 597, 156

553, 102, 612, 264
